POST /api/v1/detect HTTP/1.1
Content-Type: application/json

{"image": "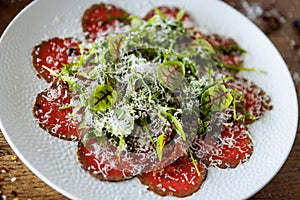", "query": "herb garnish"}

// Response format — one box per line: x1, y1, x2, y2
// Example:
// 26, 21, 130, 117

47, 10, 259, 174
